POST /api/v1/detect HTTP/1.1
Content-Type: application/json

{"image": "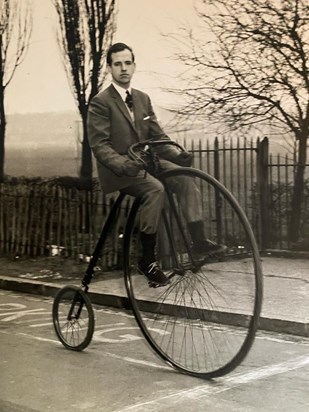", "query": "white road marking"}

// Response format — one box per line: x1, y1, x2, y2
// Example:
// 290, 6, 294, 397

29, 317, 66, 327
255, 333, 309, 346
95, 308, 134, 319
16, 317, 53, 324
101, 351, 171, 371
96, 307, 309, 346
114, 354, 309, 412
3, 296, 309, 411
18, 333, 61, 345
229, 355, 309, 384
0, 308, 49, 321
10, 329, 309, 388
0, 303, 26, 310
29, 321, 126, 329
3, 293, 309, 409
11, 331, 169, 371
2, 296, 309, 346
